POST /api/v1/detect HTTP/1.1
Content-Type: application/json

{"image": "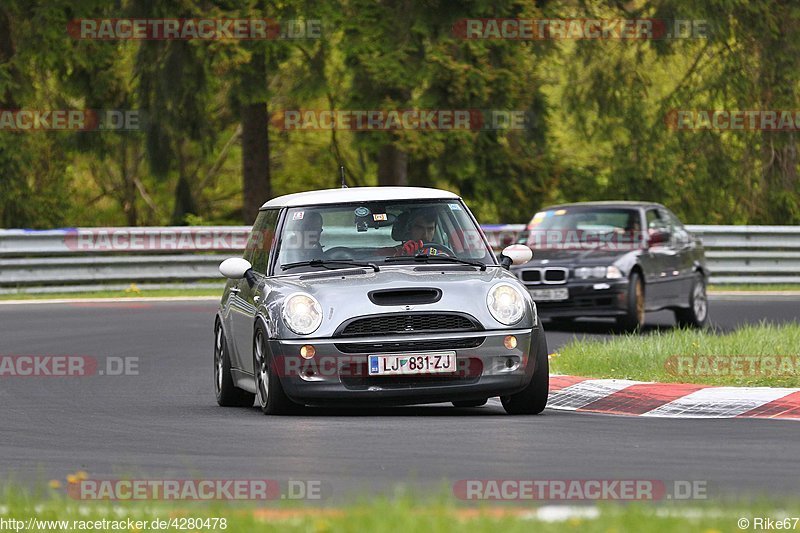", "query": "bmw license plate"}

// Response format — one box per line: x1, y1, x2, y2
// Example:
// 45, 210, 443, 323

528, 288, 569, 301
368, 351, 457, 376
